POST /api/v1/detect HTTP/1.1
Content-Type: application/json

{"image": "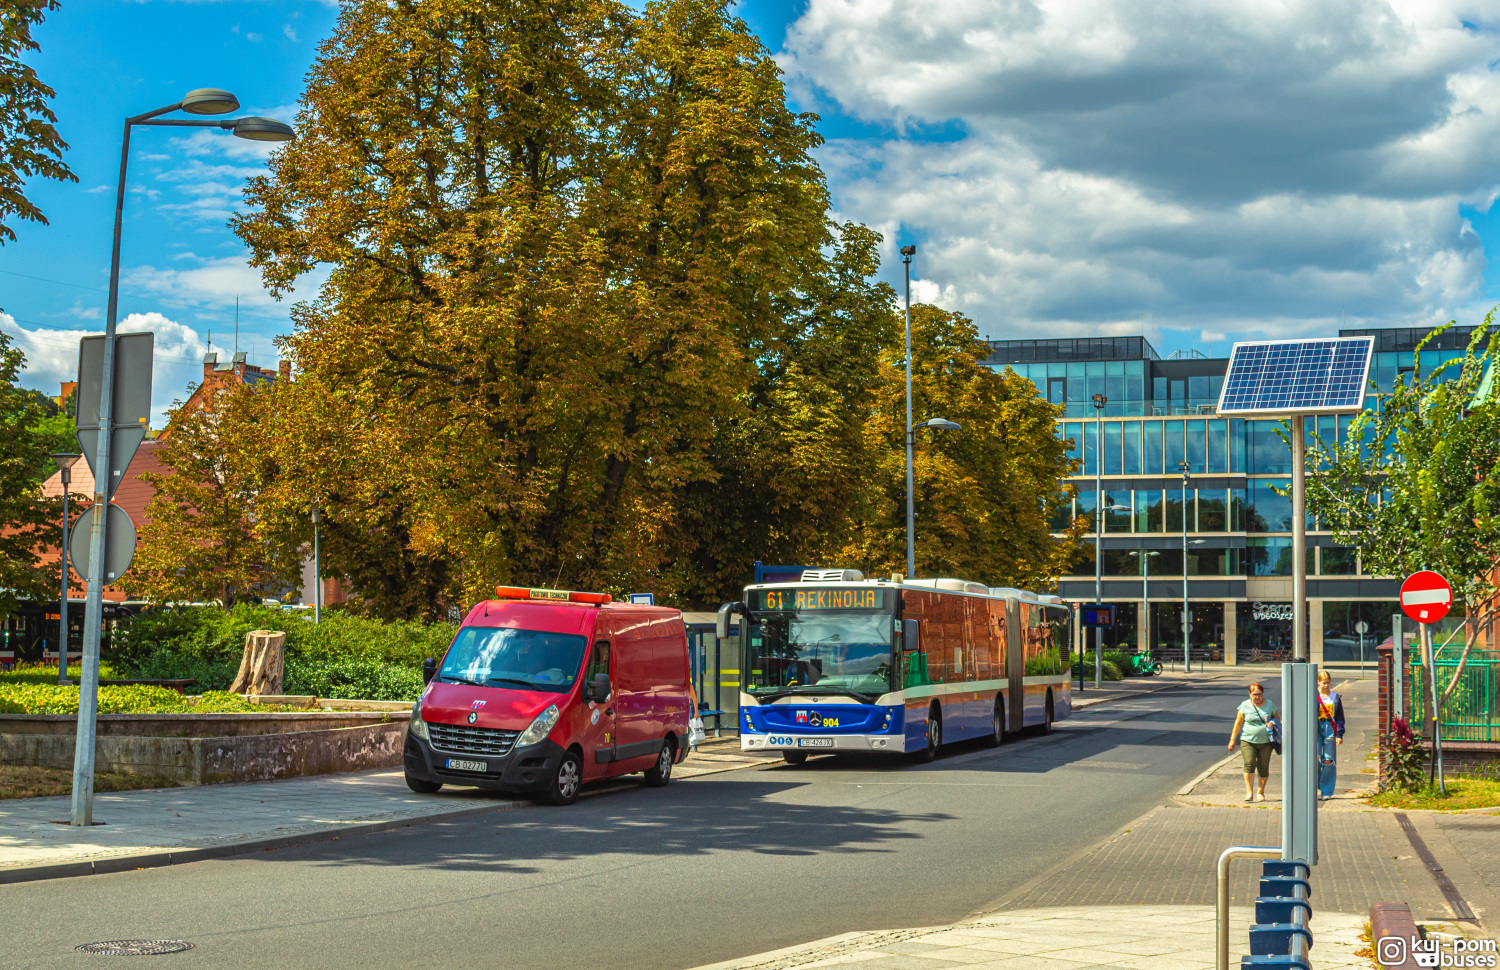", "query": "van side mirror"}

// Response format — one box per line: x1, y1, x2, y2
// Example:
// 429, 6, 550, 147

422, 657, 436, 684
902, 619, 921, 654
716, 601, 746, 640
589, 673, 611, 703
